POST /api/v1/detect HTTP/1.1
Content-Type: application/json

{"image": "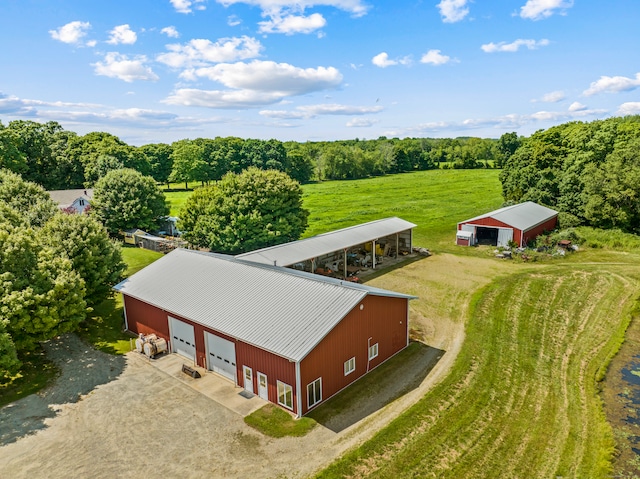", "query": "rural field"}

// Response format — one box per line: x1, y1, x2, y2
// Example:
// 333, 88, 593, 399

161, 169, 640, 477
2, 169, 638, 478
165, 169, 504, 251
